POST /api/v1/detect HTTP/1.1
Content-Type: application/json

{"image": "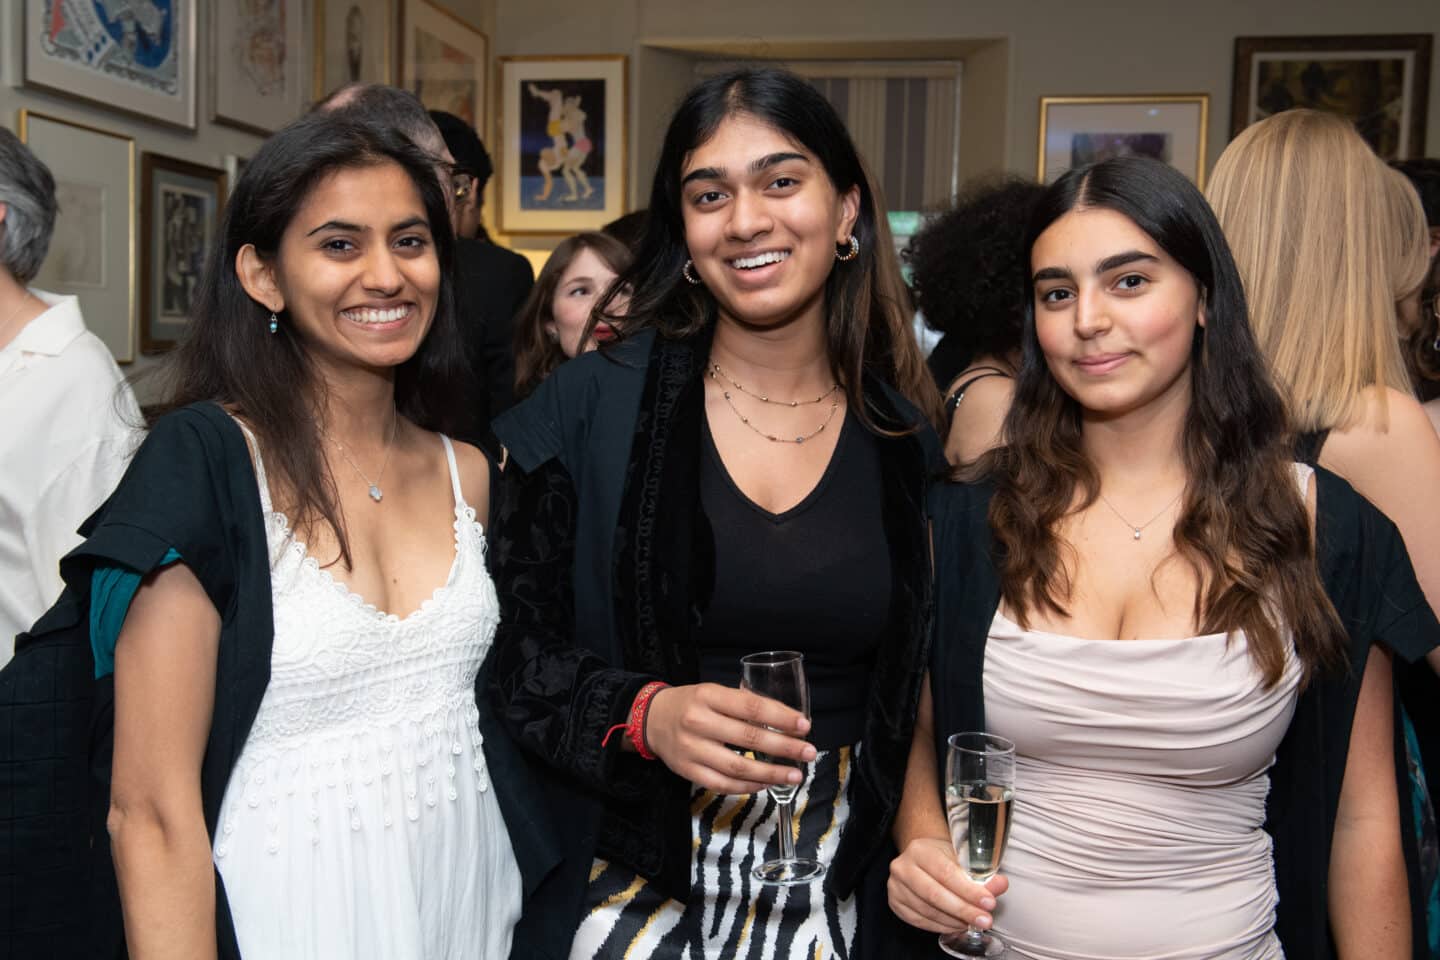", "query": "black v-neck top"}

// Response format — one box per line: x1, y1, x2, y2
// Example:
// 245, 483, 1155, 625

695, 409, 891, 750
